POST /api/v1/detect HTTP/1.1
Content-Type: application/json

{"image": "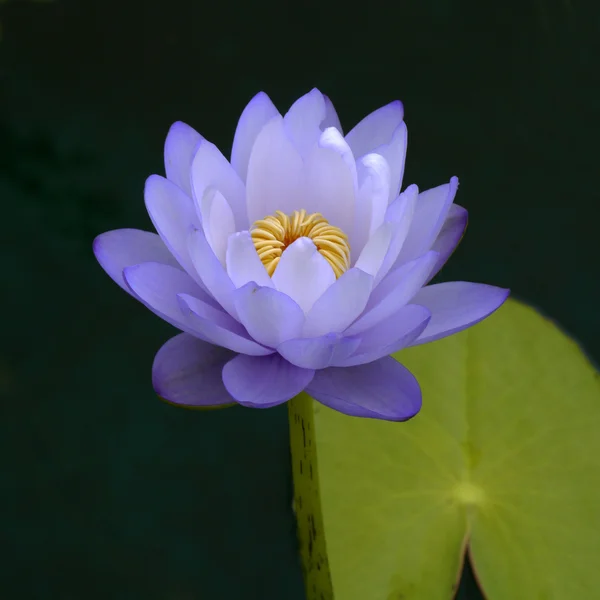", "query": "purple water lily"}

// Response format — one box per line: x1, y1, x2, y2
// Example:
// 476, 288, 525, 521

93, 89, 508, 421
